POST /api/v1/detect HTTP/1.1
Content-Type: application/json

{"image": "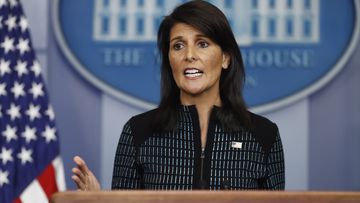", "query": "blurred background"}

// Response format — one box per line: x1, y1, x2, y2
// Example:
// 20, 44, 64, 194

22, 0, 360, 191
